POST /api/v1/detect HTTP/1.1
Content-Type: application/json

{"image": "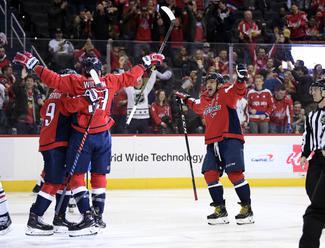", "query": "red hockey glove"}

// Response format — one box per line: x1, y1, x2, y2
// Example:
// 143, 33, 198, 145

142, 53, 165, 69
13, 52, 39, 70
175, 91, 190, 104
